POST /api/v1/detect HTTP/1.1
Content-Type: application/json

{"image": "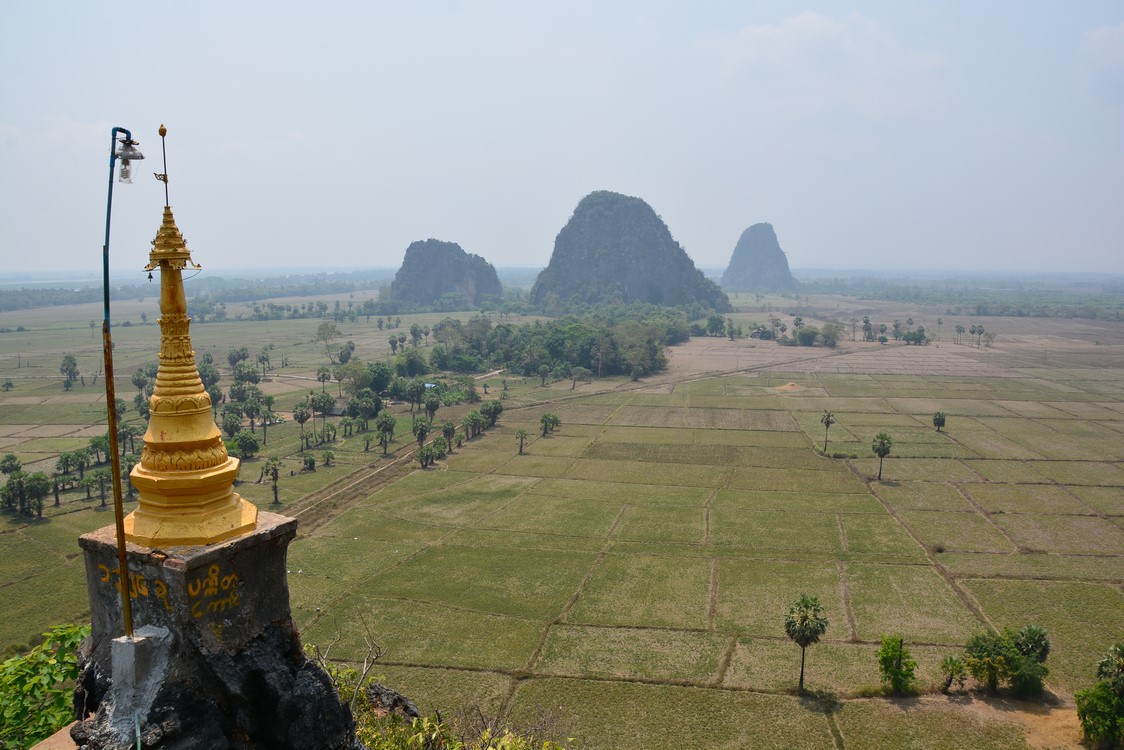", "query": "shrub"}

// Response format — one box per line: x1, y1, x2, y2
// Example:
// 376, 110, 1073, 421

964, 628, 1049, 697
877, 635, 917, 694
965, 631, 1013, 692
1008, 655, 1049, 698
1076, 682, 1124, 749
0, 624, 90, 749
